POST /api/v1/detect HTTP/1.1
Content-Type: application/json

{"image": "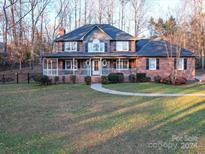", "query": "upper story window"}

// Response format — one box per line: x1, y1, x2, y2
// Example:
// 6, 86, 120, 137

64, 42, 77, 52
116, 41, 129, 51
88, 39, 104, 52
